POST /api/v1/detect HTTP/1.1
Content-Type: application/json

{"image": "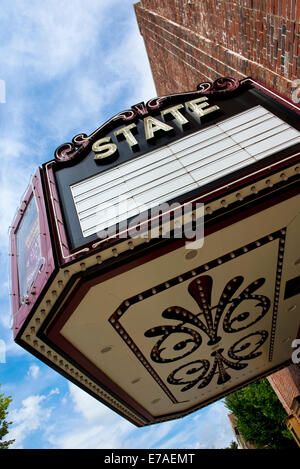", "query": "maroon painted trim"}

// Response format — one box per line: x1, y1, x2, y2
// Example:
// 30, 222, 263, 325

10, 169, 55, 338
44, 183, 299, 423
44, 164, 80, 264
241, 77, 300, 114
